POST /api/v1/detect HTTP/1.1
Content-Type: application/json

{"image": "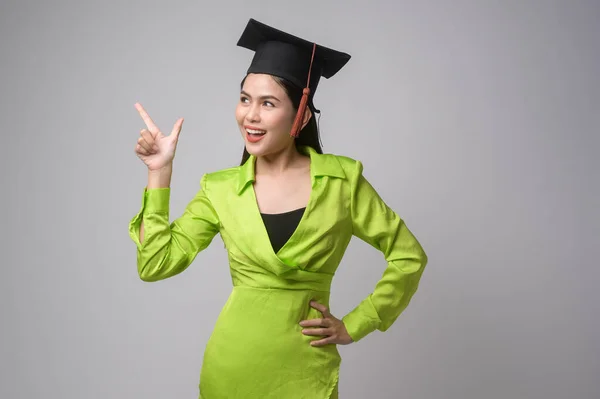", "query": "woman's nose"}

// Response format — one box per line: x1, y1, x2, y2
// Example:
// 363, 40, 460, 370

246, 104, 260, 122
